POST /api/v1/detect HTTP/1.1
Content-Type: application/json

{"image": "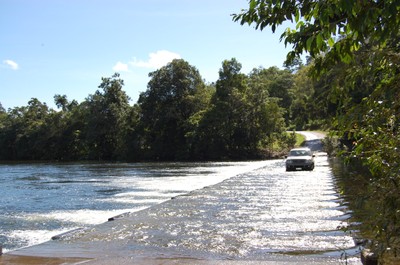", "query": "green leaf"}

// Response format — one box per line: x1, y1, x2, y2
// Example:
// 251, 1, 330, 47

296, 20, 304, 30
295, 8, 300, 23
328, 37, 335, 47
341, 52, 352, 64
306, 36, 314, 52
249, 0, 257, 10
316, 34, 324, 49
